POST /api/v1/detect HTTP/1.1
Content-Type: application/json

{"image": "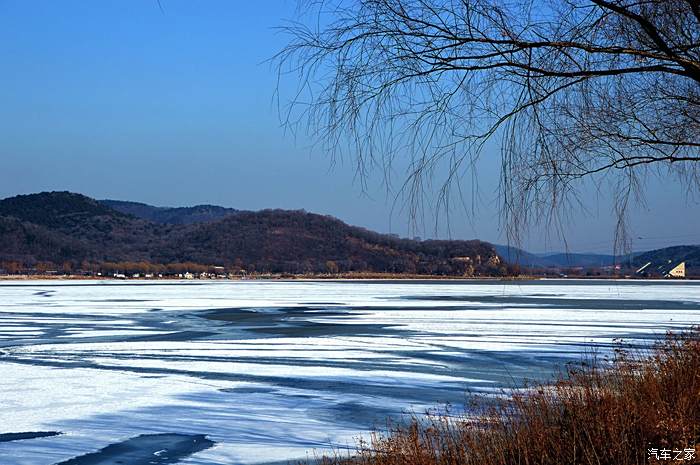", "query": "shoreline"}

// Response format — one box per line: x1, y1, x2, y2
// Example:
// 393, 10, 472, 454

0, 274, 697, 282
0, 273, 515, 281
